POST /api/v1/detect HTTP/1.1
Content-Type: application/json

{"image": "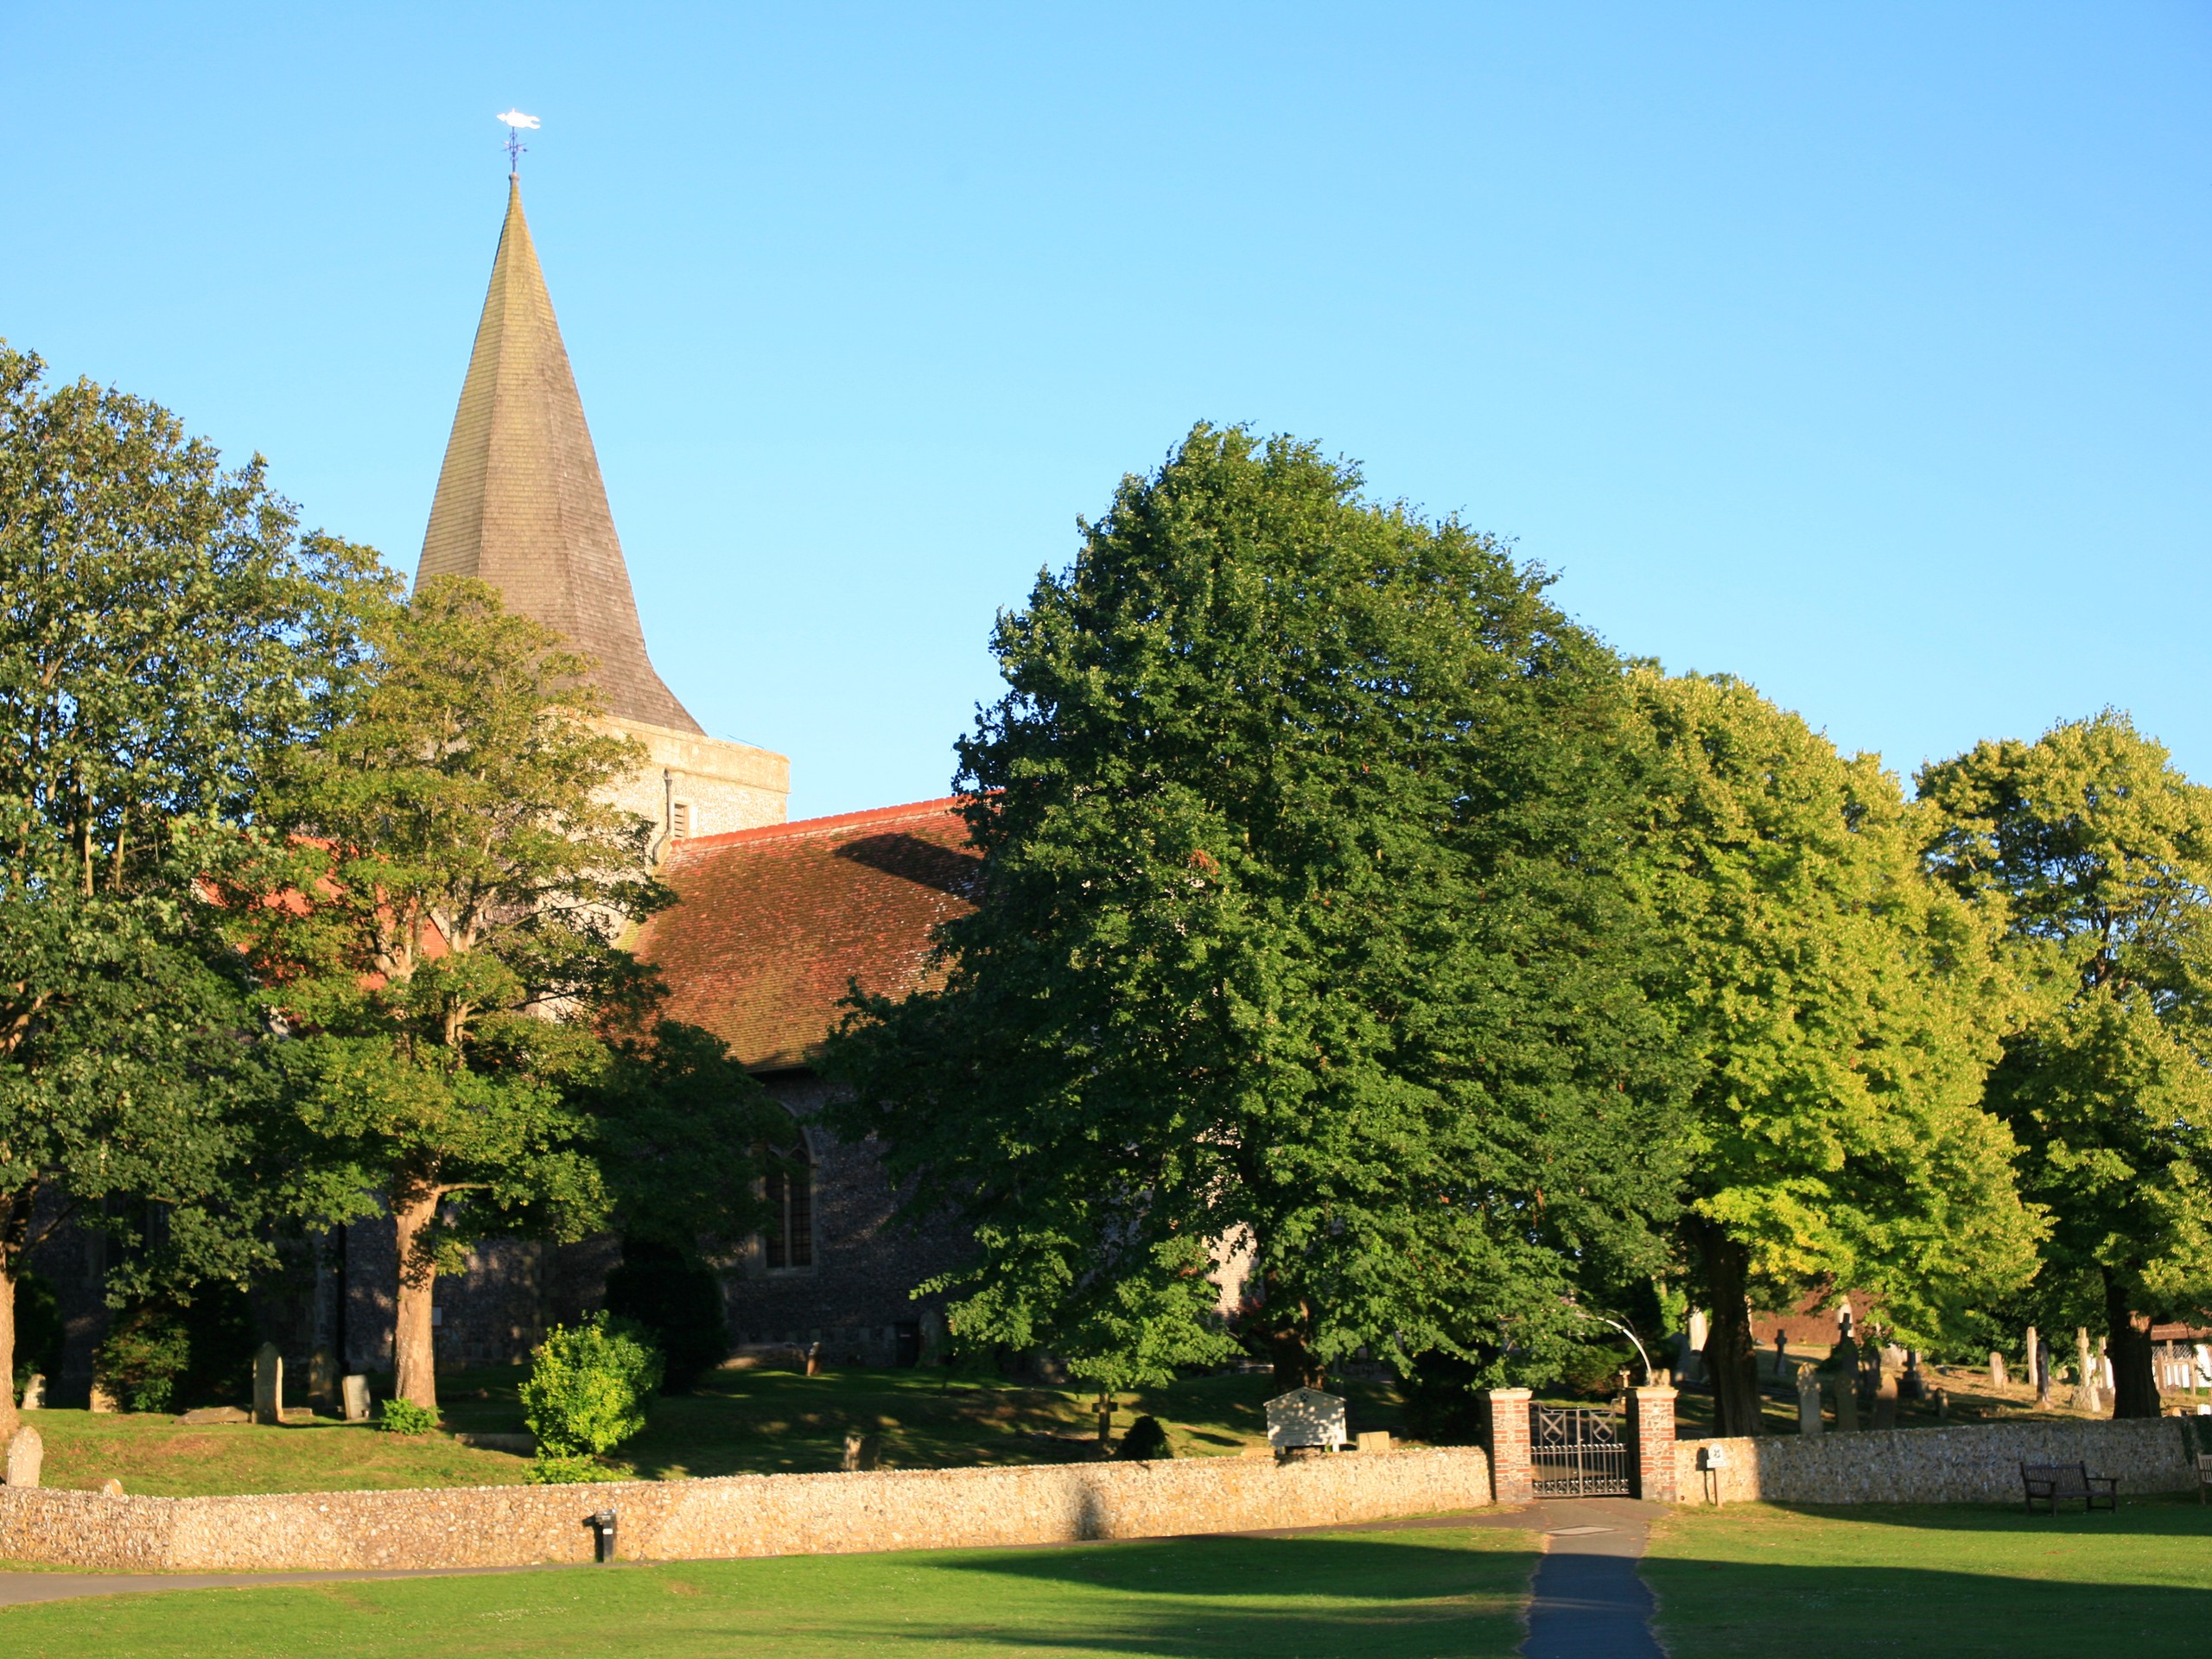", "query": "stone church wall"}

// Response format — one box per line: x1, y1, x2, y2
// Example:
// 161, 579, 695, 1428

607, 715, 791, 845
